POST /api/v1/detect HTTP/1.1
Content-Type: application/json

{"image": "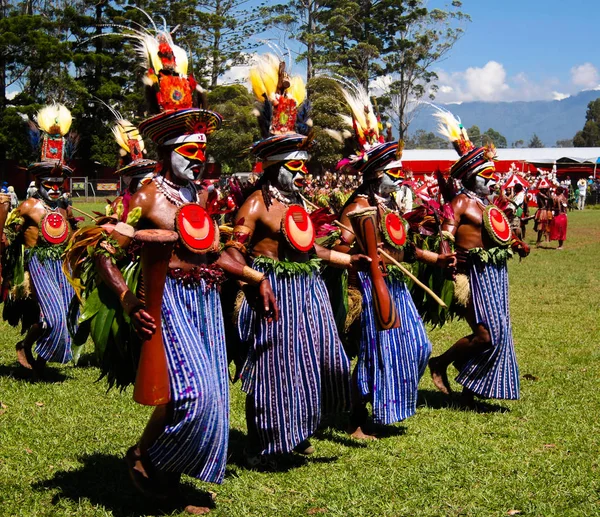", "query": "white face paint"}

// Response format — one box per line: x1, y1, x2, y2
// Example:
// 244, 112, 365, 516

39, 177, 63, 203
277, 165, 298, 193
471, 175, 496, 197
170, 150, 202, 182
378, 174, 400, 198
